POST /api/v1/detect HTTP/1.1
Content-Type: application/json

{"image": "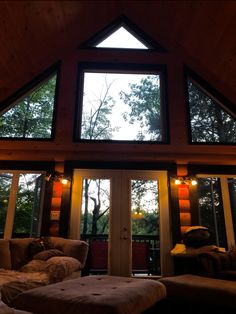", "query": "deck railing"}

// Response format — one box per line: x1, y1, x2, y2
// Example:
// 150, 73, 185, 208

81, 234, 160, 276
